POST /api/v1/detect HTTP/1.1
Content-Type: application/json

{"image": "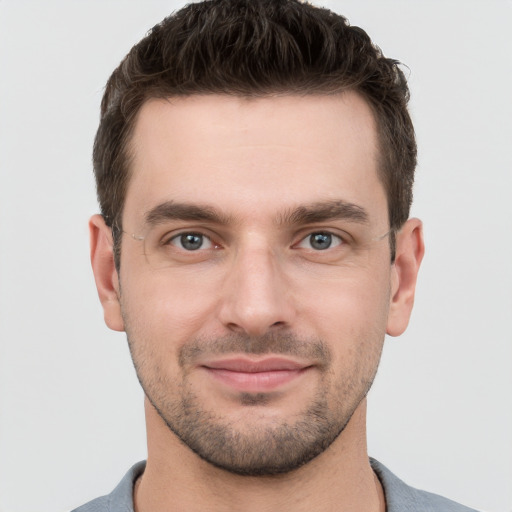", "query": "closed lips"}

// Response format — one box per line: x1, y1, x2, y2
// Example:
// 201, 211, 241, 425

202, 357, 310, 372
